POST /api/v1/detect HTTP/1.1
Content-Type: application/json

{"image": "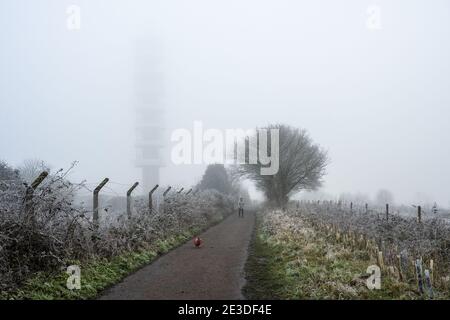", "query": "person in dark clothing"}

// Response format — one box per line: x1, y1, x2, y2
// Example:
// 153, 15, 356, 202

238, 197, 244, 217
